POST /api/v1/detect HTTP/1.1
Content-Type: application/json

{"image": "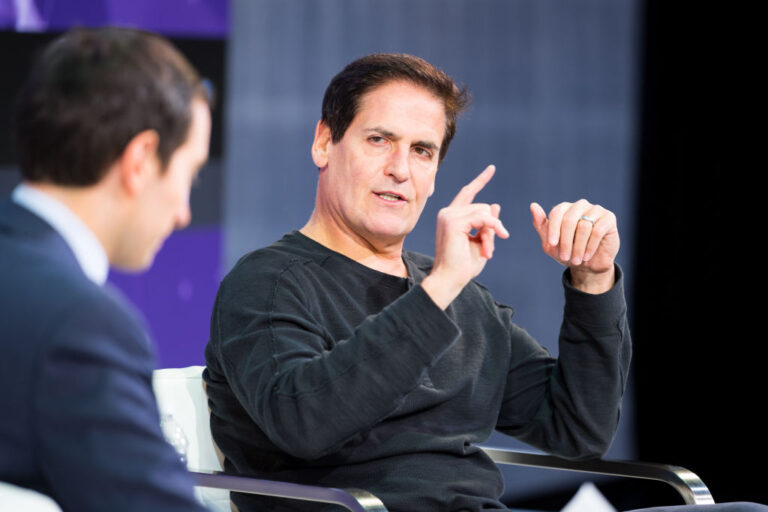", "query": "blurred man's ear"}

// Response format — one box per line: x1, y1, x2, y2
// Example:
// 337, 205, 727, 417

118, 130, 160, 195
311, 121, 332, 170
